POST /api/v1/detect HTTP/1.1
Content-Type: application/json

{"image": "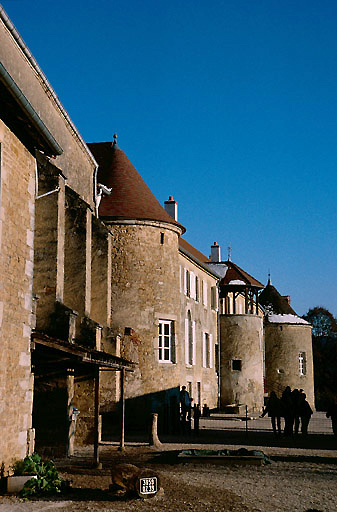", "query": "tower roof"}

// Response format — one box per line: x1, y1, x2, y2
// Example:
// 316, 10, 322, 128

259, 282, 297, 315
87, 141, 185, 232
220, 260, 264, 289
